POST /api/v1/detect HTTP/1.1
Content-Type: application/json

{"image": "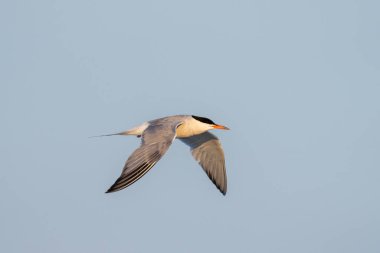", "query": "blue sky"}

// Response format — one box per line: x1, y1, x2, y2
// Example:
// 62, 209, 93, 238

1, 1, 380, 252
